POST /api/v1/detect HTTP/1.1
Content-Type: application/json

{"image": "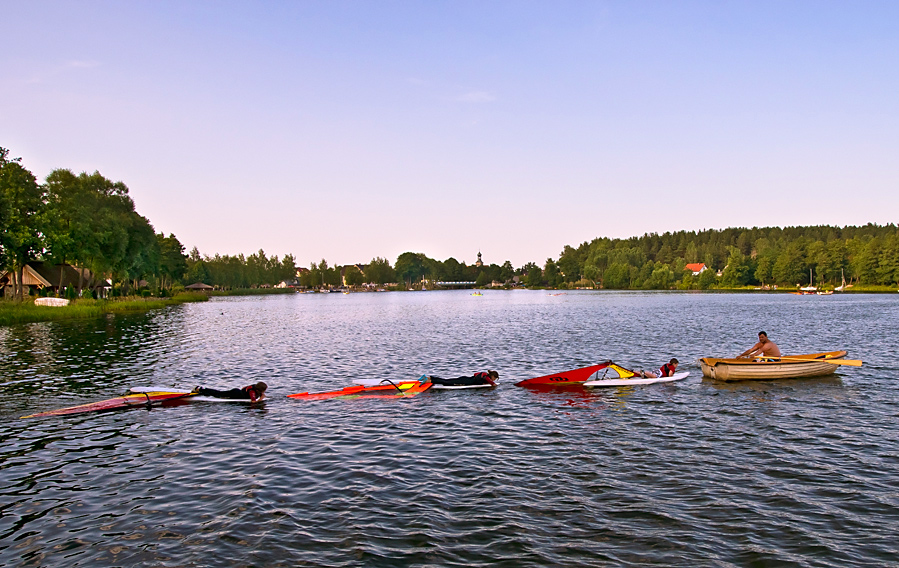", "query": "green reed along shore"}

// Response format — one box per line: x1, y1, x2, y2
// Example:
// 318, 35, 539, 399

0, 293, 209, 327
